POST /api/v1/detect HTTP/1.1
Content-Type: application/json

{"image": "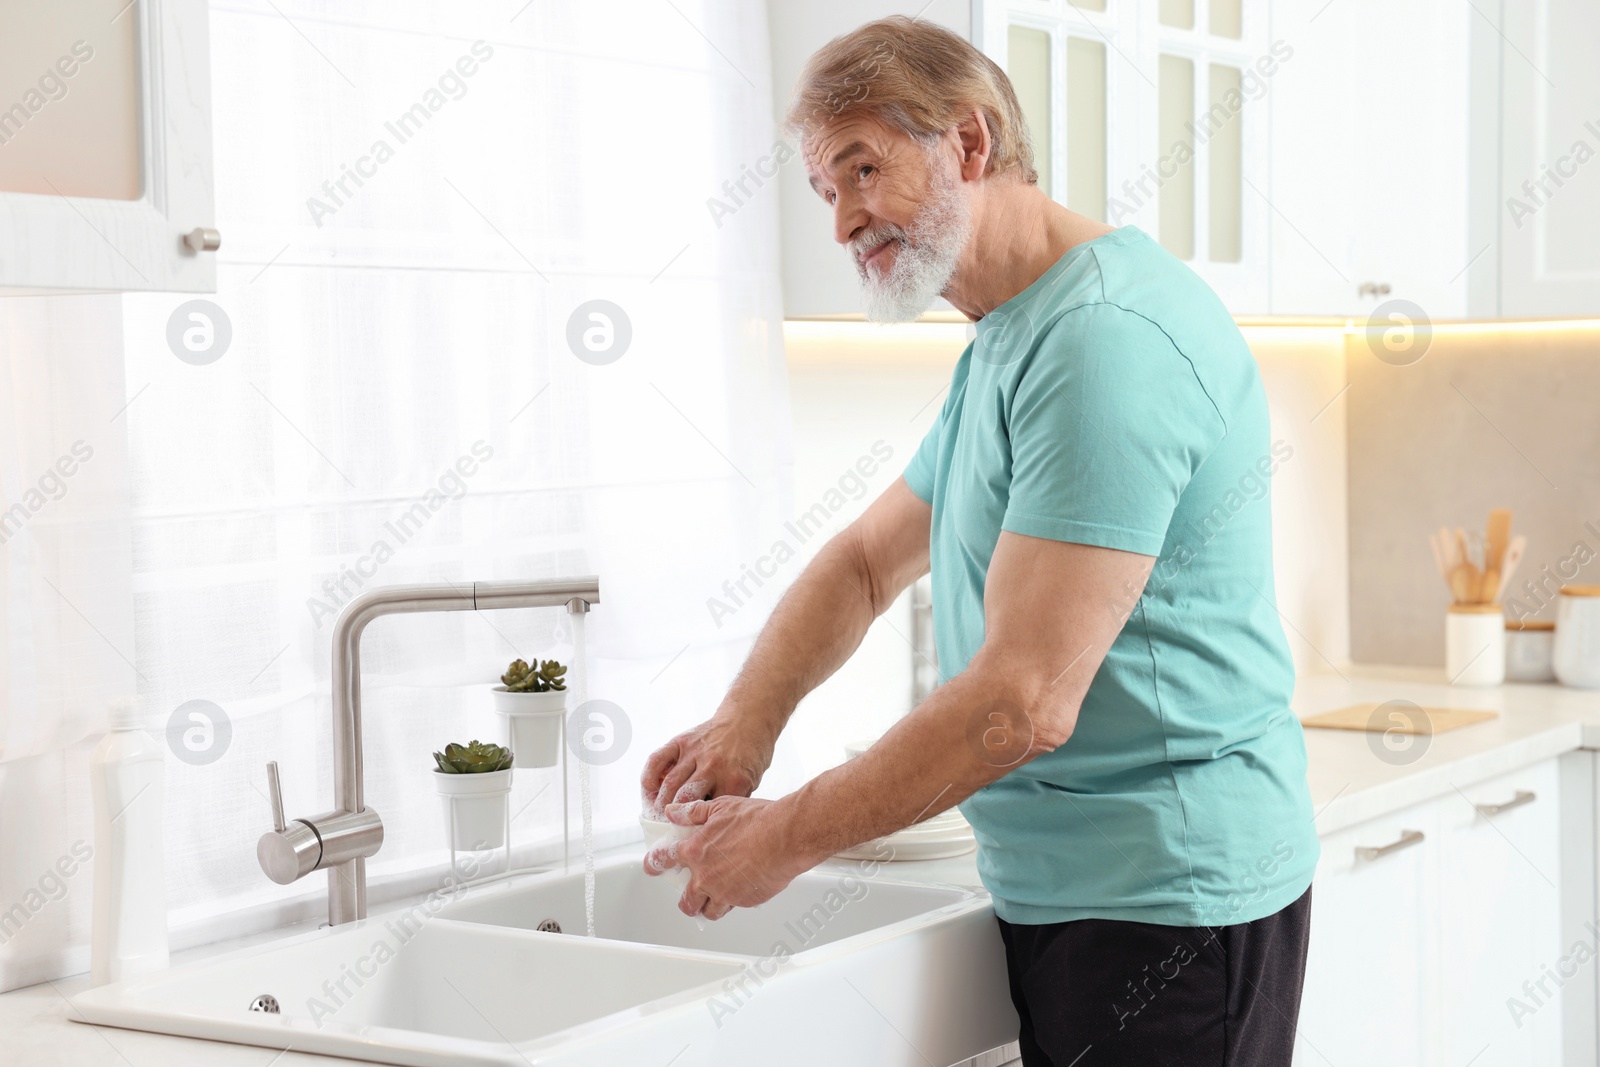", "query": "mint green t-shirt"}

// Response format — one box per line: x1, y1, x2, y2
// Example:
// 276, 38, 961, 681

903, 226, 1318, 927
